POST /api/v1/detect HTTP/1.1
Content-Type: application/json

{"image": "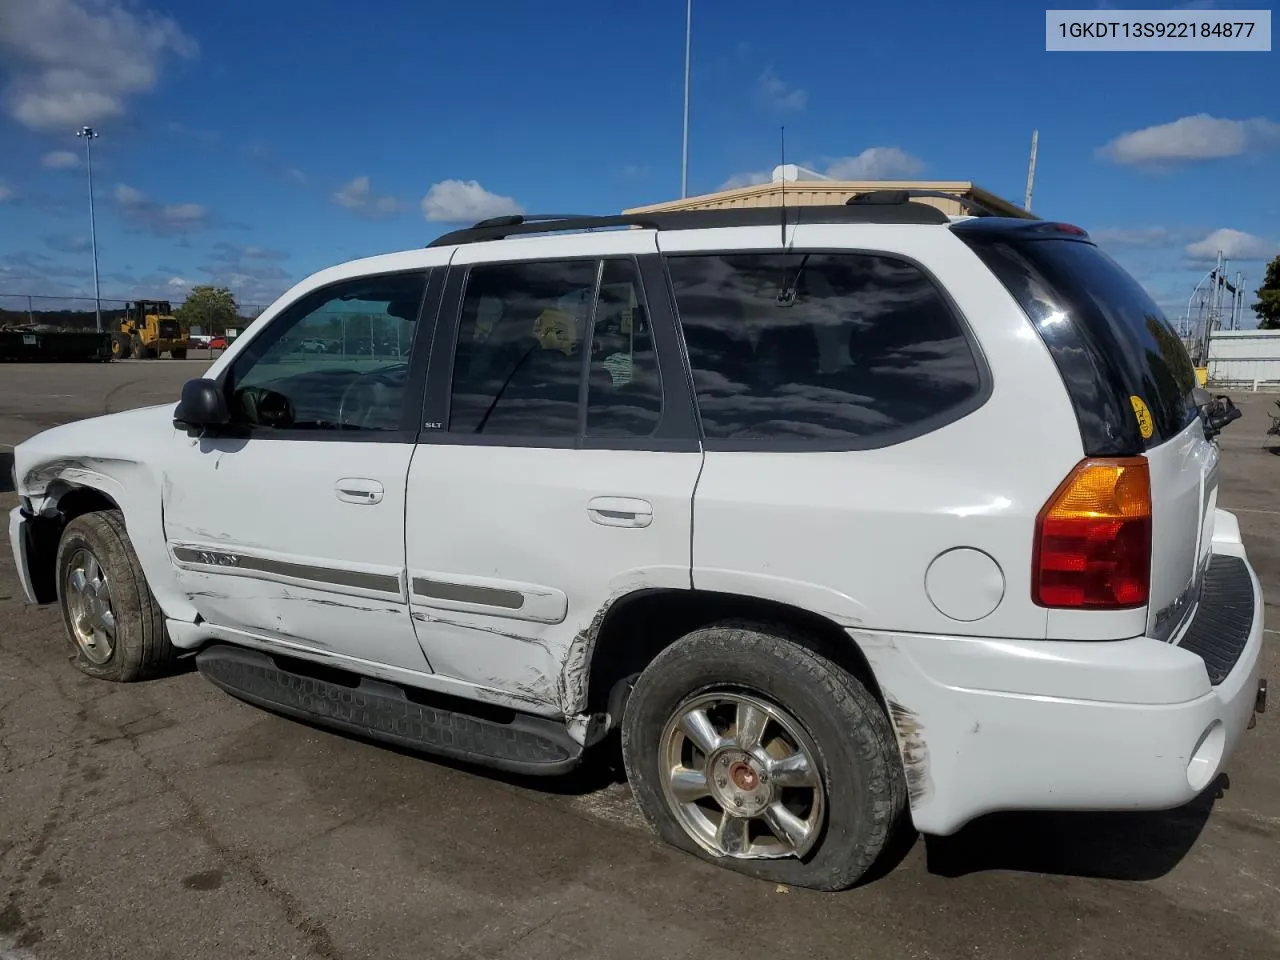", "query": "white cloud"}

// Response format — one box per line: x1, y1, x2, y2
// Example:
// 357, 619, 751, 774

332, 176, 401, 216
1098, 114, 1280, 166
1186, 228, 1276, 262
825, 147, 925, 179
752, 66, 803, 112
198, 243, 294, 307
41, 150, 80, 169
421, 179, 524, 223
718, 146, 926, 191
114, 182, 210, 235
718, 170, 773, 190
43, 233, 90, 253
0, 183, 12, 202
0, 0, 197, 132
757, 67, 806, 111
1090, 226, 1182, 248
